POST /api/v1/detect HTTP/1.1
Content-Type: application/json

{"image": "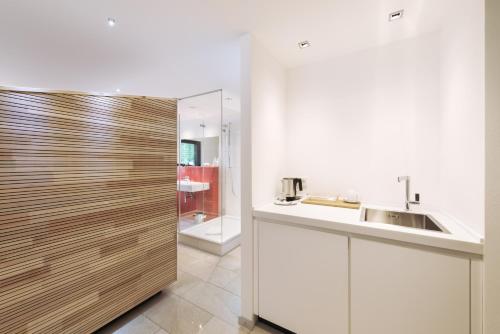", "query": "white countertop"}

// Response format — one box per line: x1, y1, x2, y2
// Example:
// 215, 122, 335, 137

253, 202, 483, 255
